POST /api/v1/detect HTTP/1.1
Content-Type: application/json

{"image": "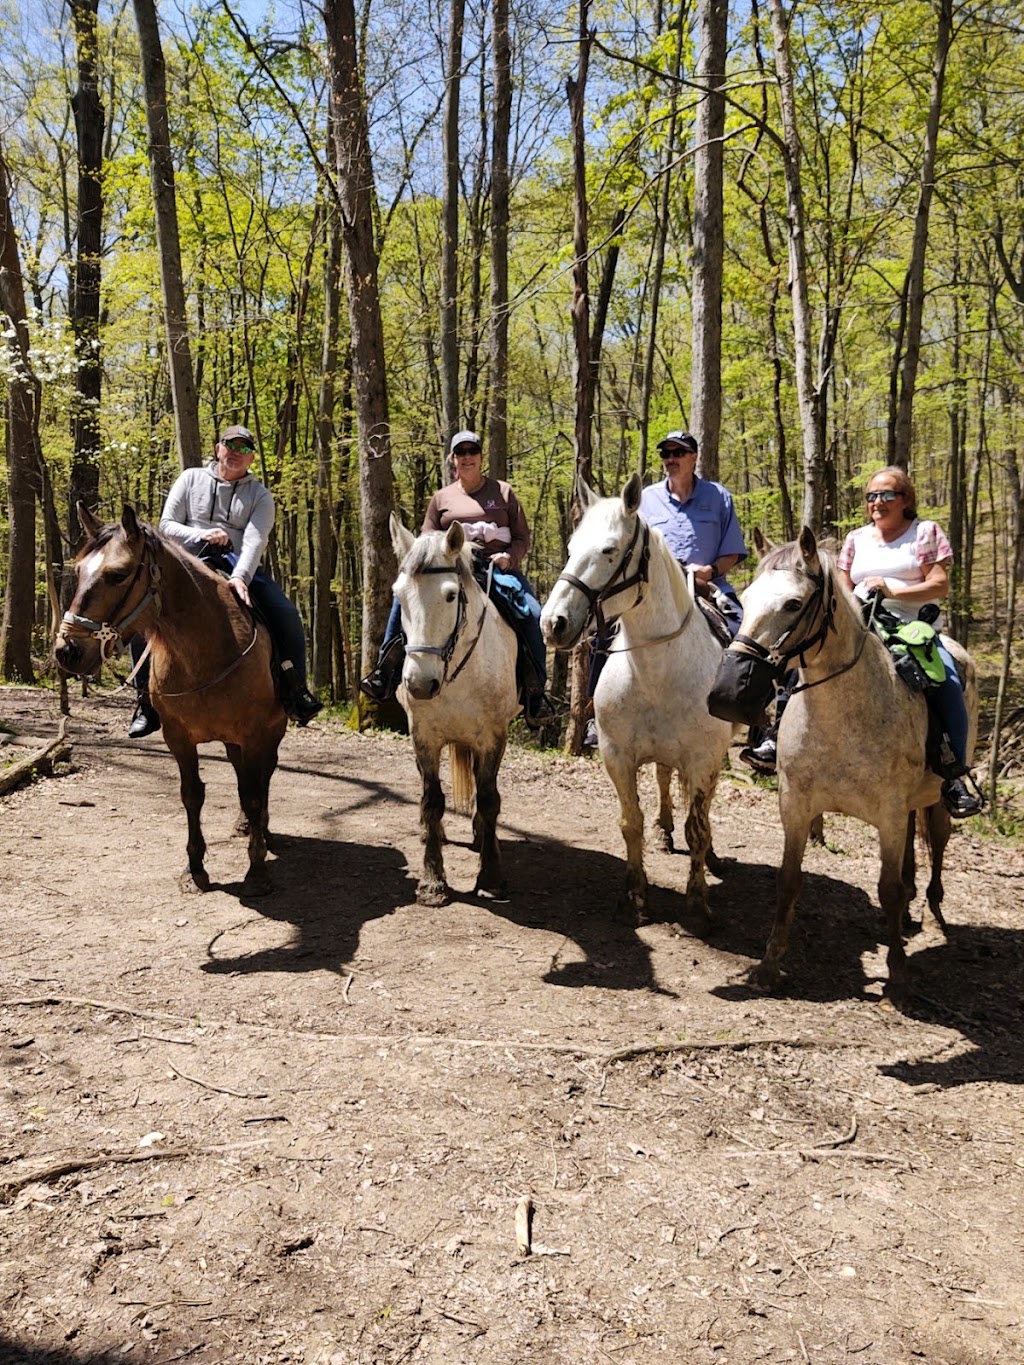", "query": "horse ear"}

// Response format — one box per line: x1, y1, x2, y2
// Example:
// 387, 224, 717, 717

798, 524, 820, 568
752, 526, 775, 559
78, 501, 102, 539
576, 476, 599, 511
390, 513, 415, 562
121, 505, 142, 540
622, 470, 642, 514
445, 520, 466, 555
